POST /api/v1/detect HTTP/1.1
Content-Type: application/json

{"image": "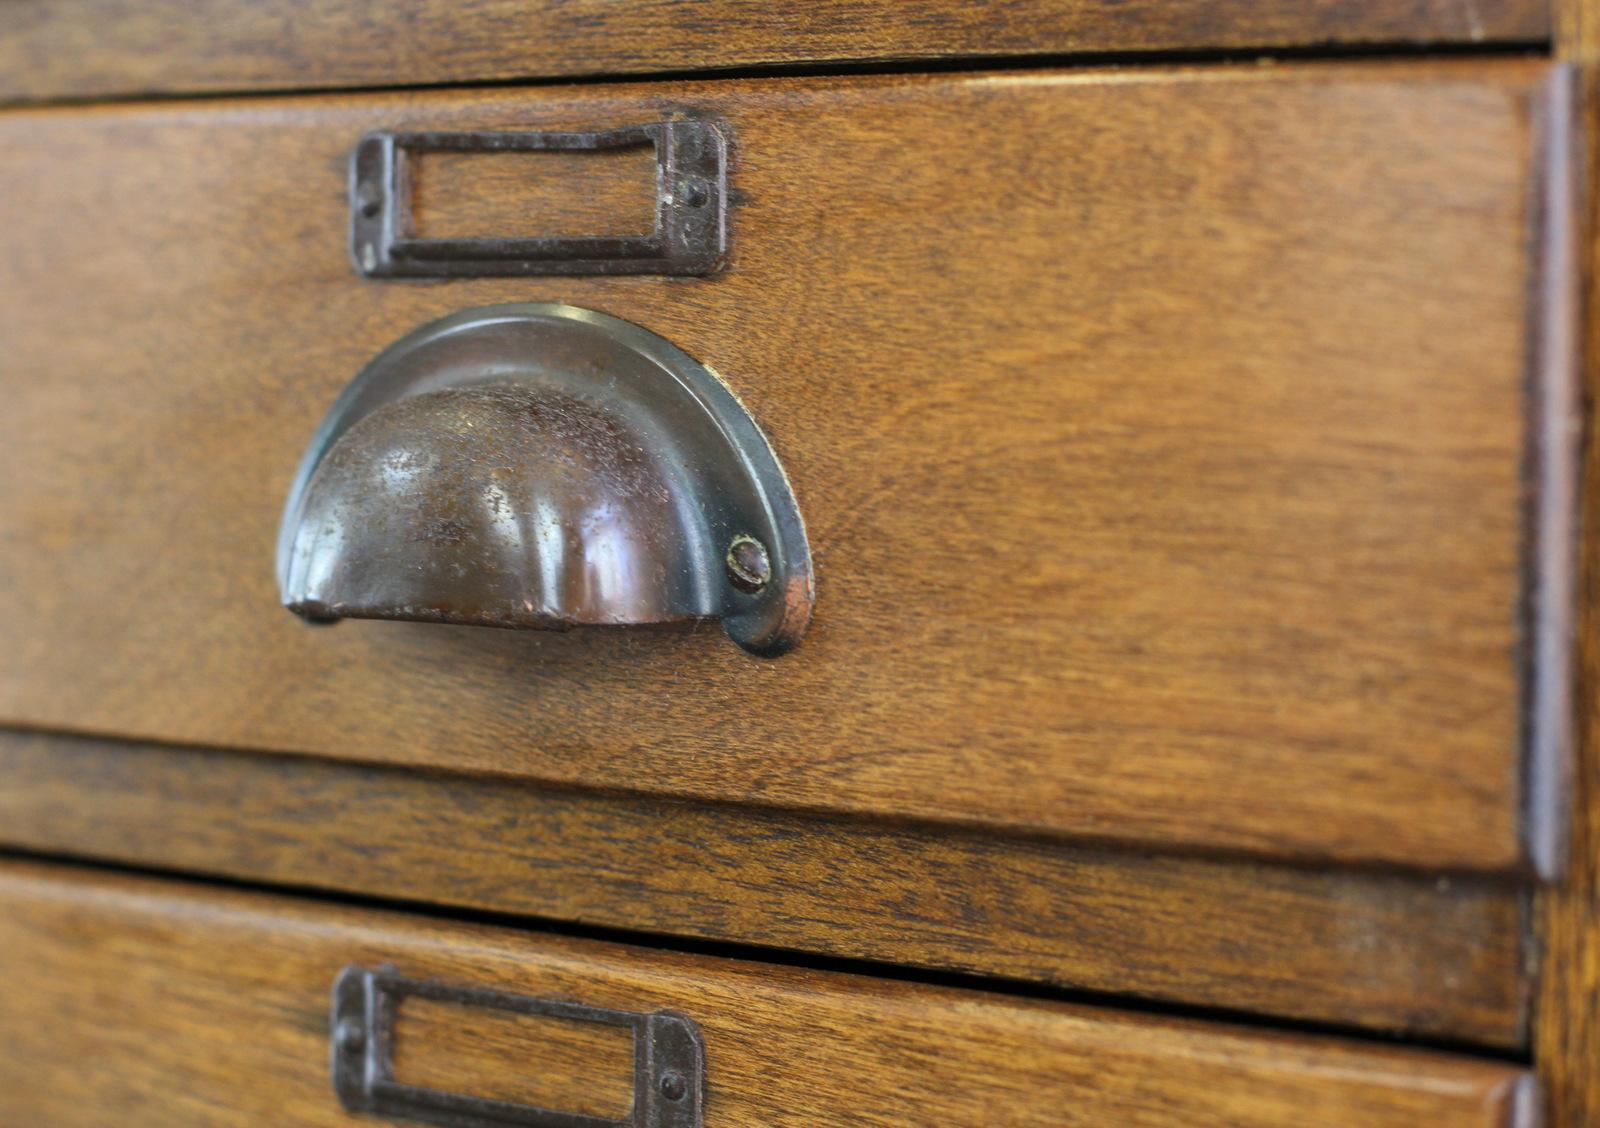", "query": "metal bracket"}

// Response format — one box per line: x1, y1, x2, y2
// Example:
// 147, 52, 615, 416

350, 122, 727, 278
331, 965, 705, 1128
